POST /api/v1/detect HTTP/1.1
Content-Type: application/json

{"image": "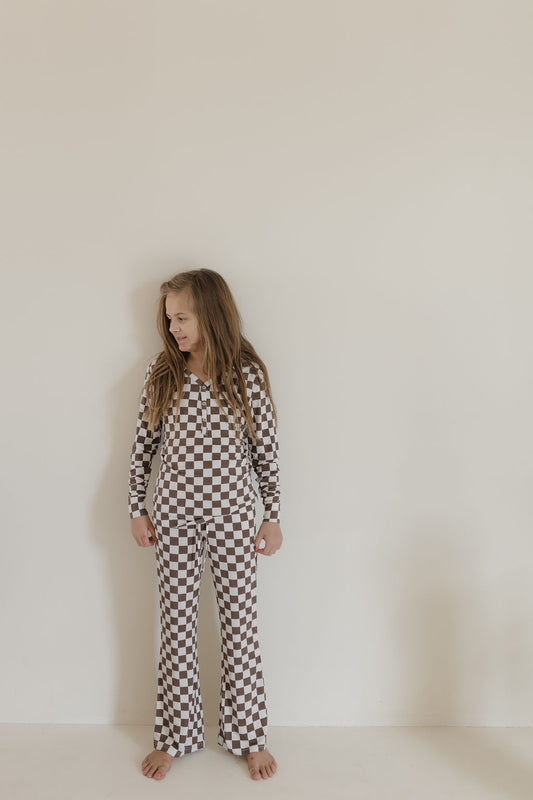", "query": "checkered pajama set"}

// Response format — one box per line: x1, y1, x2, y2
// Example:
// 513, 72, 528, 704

128, 356, 280, 758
